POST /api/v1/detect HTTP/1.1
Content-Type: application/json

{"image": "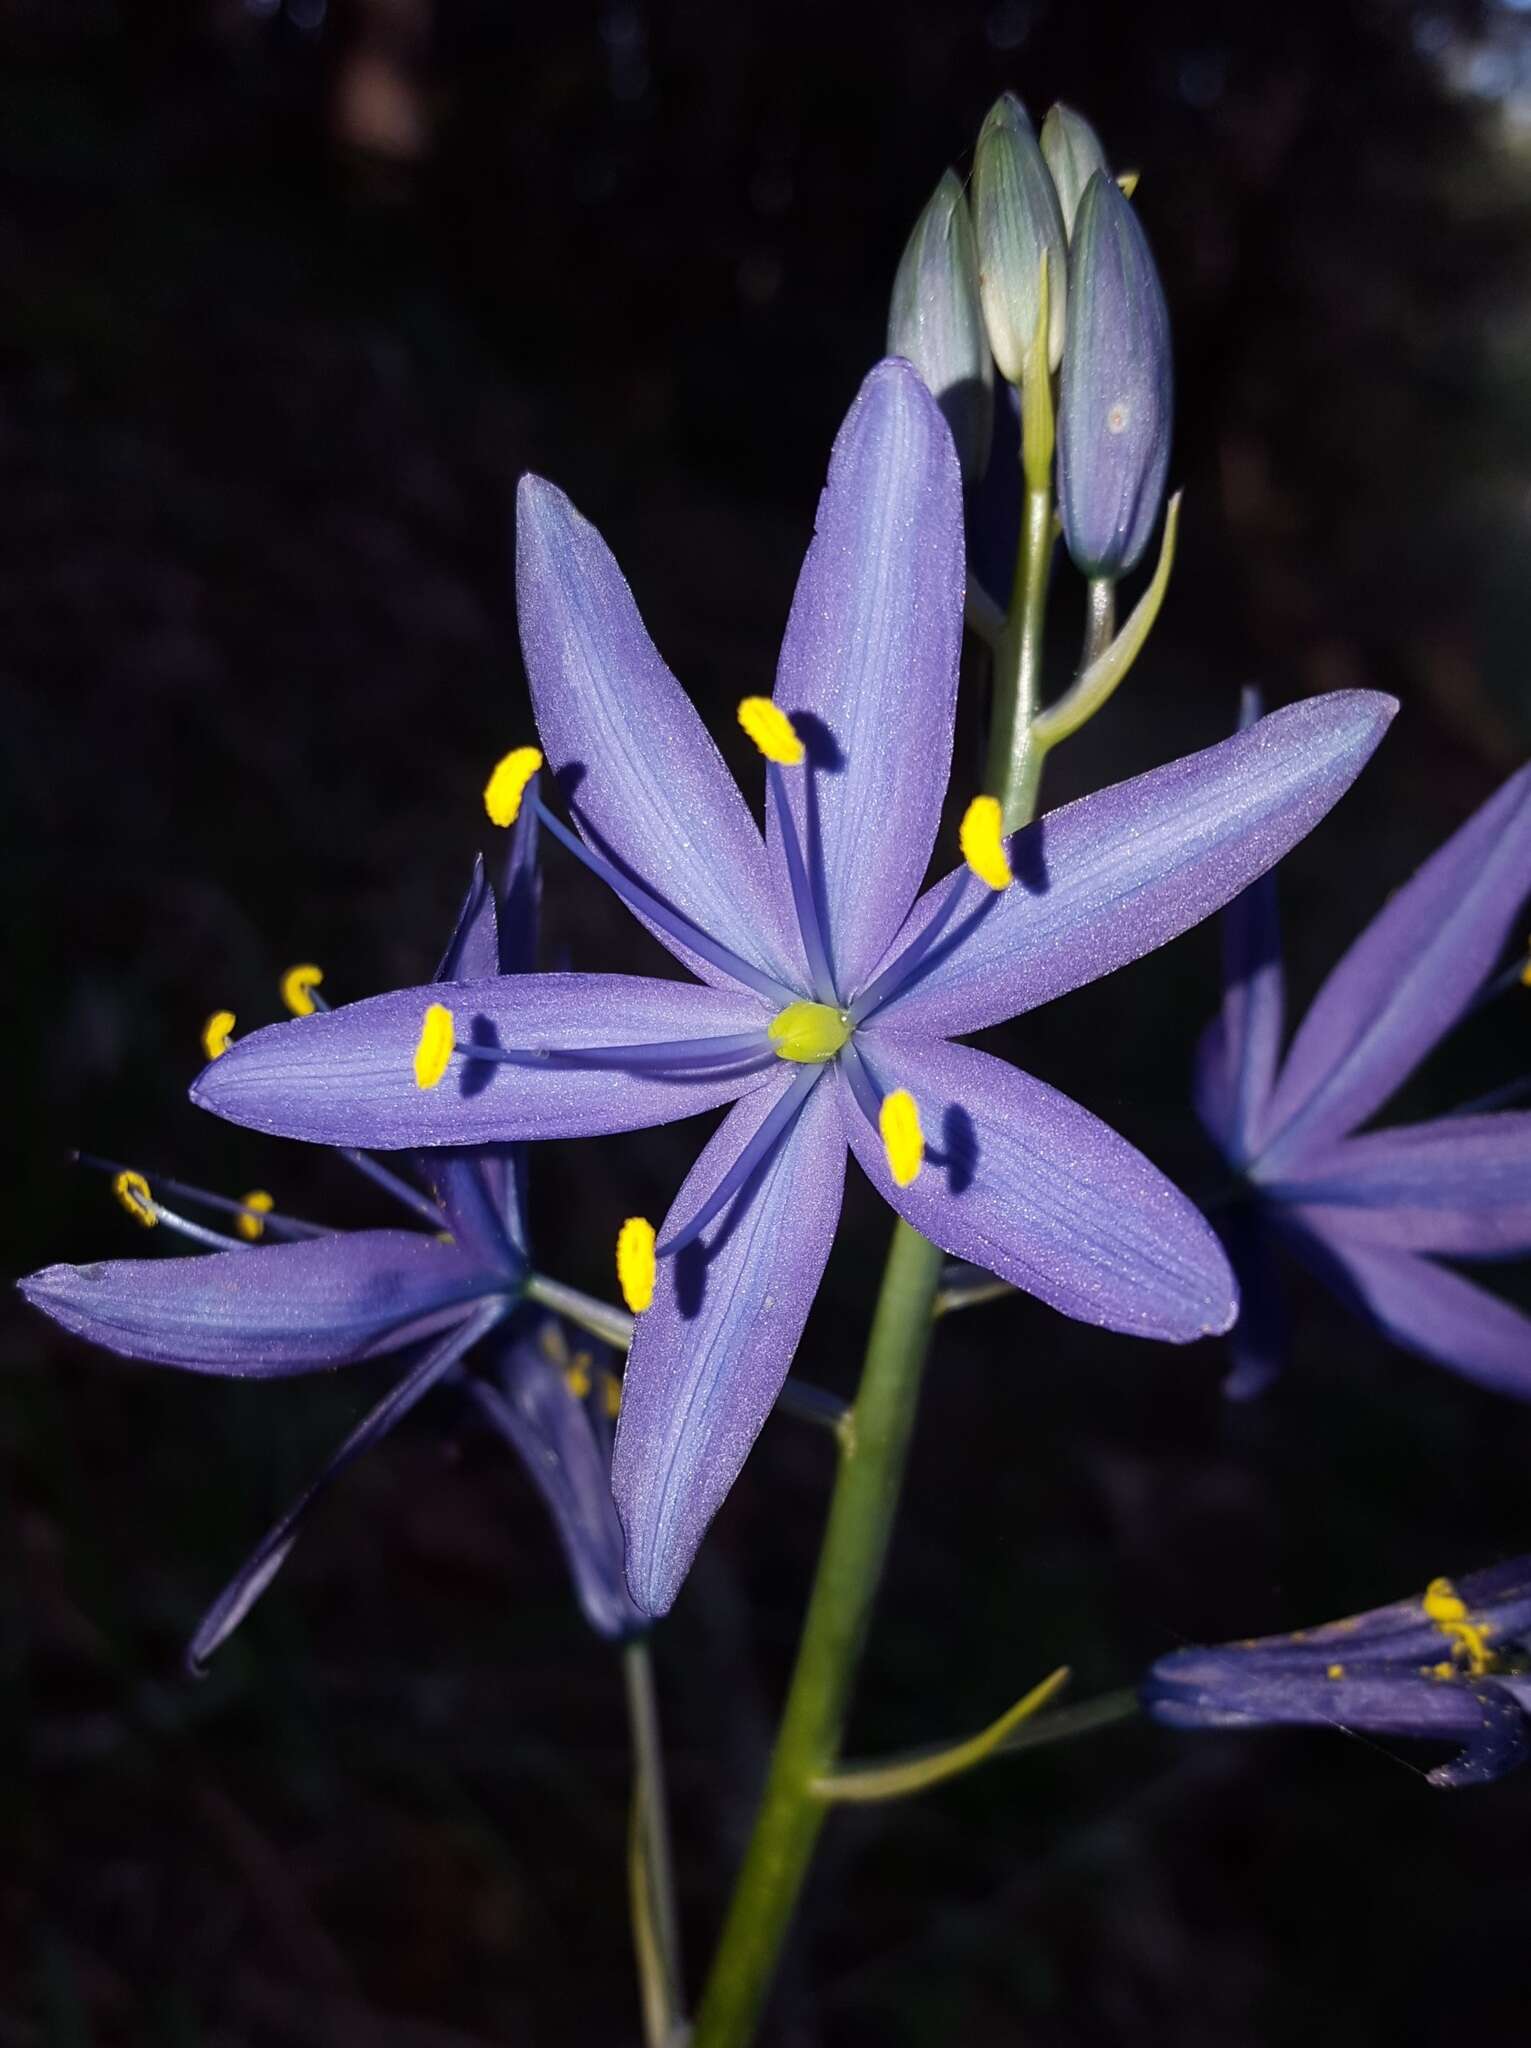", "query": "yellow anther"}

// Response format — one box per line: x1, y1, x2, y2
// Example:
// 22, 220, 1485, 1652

112, 1170, 157, 1228
617, 1216, 656, 1314
564, 1356, 593, 1400
879, 1088, 925, 1189
1117, 170, 1140, 199
768, 999, 852, 1064
601, 1369, 623, 1419
1424, 1574, 1497, 1676
1520, 936, 1531, 988
1326, 1663, 1345, 1680
737, 696, 805, 767
202, 1010, 236, 1061
237, 1190, 275, 1242
484, 746, 543, 828
281, 963, 324, 1017
959, 796, 1013, 891
413, 1003, 455, 1090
